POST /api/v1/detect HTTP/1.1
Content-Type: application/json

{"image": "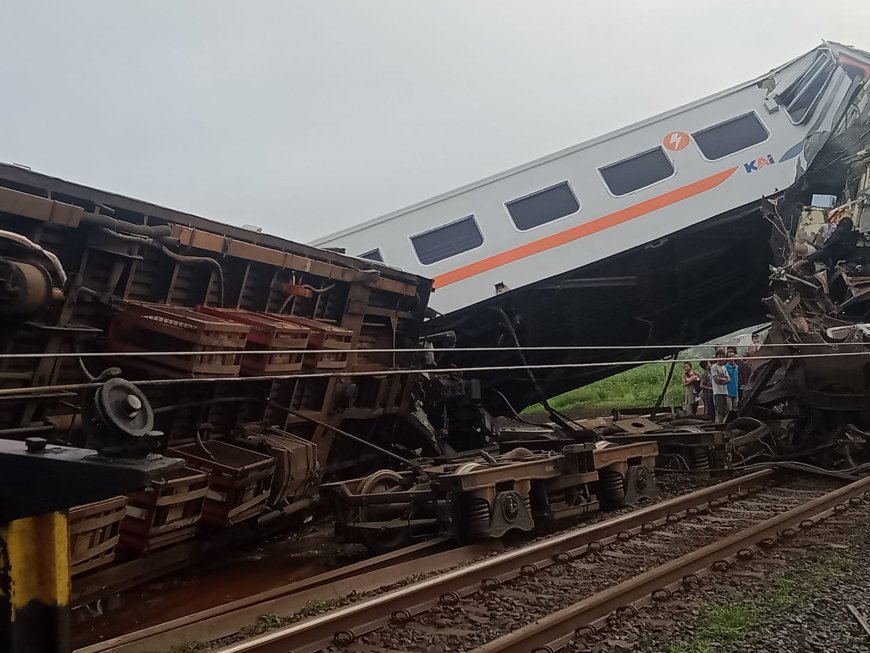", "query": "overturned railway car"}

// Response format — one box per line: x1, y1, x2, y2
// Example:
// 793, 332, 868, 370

0, 163, 433, 465
314, 41, 870, 412
0, 165, 441, 590
0, 165, 657, 600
